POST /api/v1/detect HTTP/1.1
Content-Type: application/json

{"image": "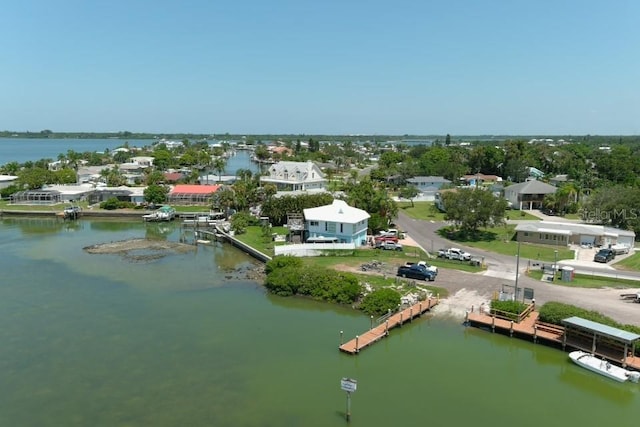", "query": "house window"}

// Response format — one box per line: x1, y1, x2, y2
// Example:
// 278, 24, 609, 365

340, 223, 343, 233
325, 222, 328, 231
523, 232, 529, 237
545, 234, 549, 240
310, 221, 319, 226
